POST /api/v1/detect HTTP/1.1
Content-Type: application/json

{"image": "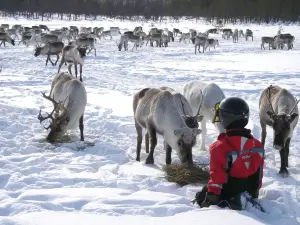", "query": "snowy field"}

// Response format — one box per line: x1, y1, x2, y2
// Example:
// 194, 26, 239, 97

0, 16, 300, 225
